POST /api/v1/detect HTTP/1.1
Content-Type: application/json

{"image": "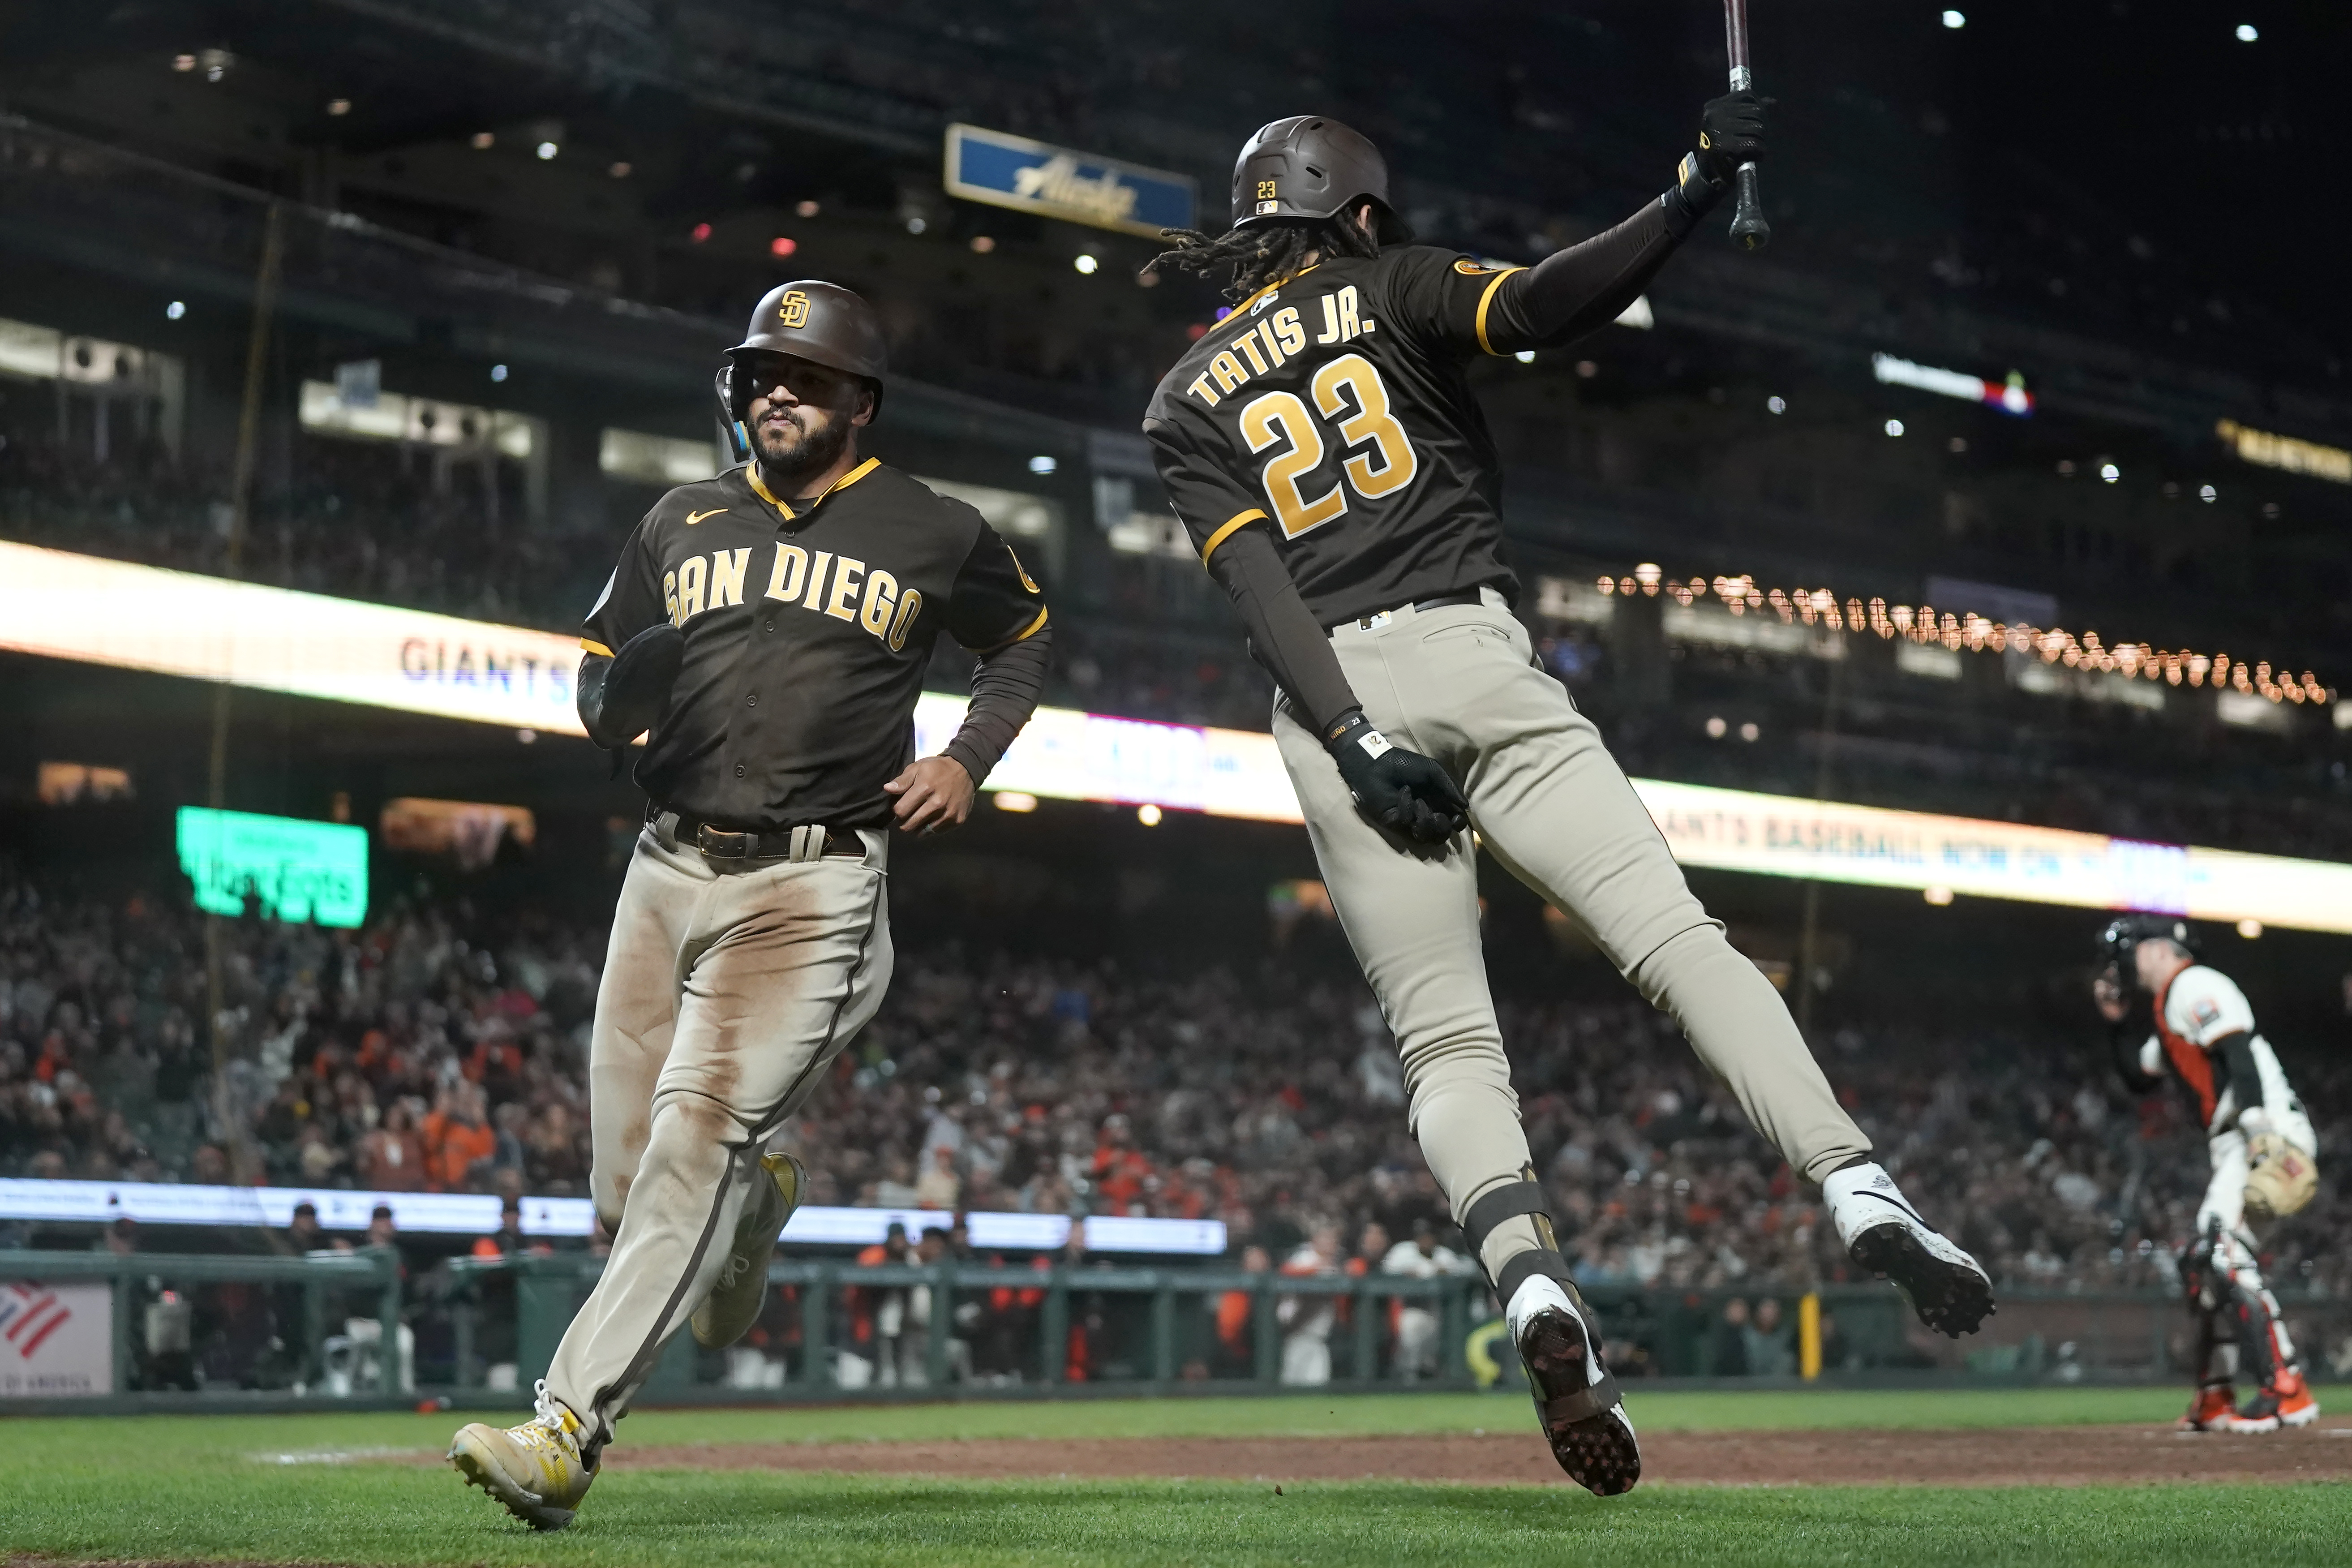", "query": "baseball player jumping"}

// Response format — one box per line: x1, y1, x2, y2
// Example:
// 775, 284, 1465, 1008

2094, 916, 2321, 1433
1145, 99, 1991, 1494
449, 281, 1050, 1528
